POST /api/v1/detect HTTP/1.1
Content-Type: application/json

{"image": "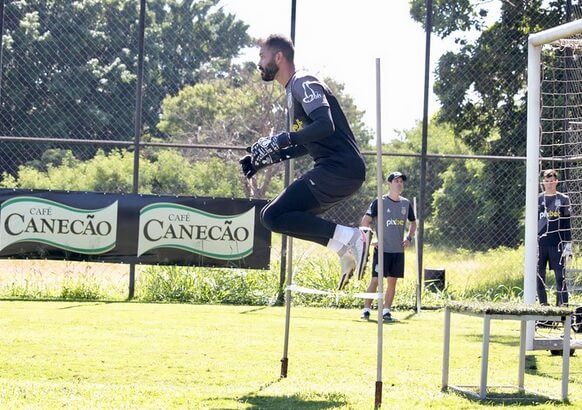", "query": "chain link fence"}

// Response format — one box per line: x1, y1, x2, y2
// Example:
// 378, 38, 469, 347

0, 1, 581, 300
